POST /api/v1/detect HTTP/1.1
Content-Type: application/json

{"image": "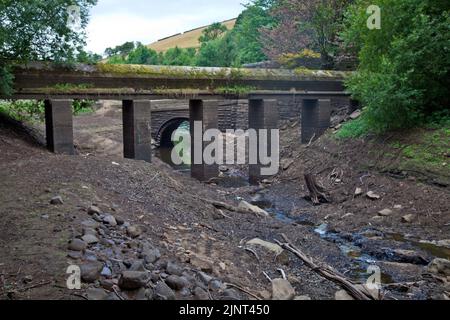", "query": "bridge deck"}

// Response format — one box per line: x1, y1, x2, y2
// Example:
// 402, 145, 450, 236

5, 62, 350, 100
